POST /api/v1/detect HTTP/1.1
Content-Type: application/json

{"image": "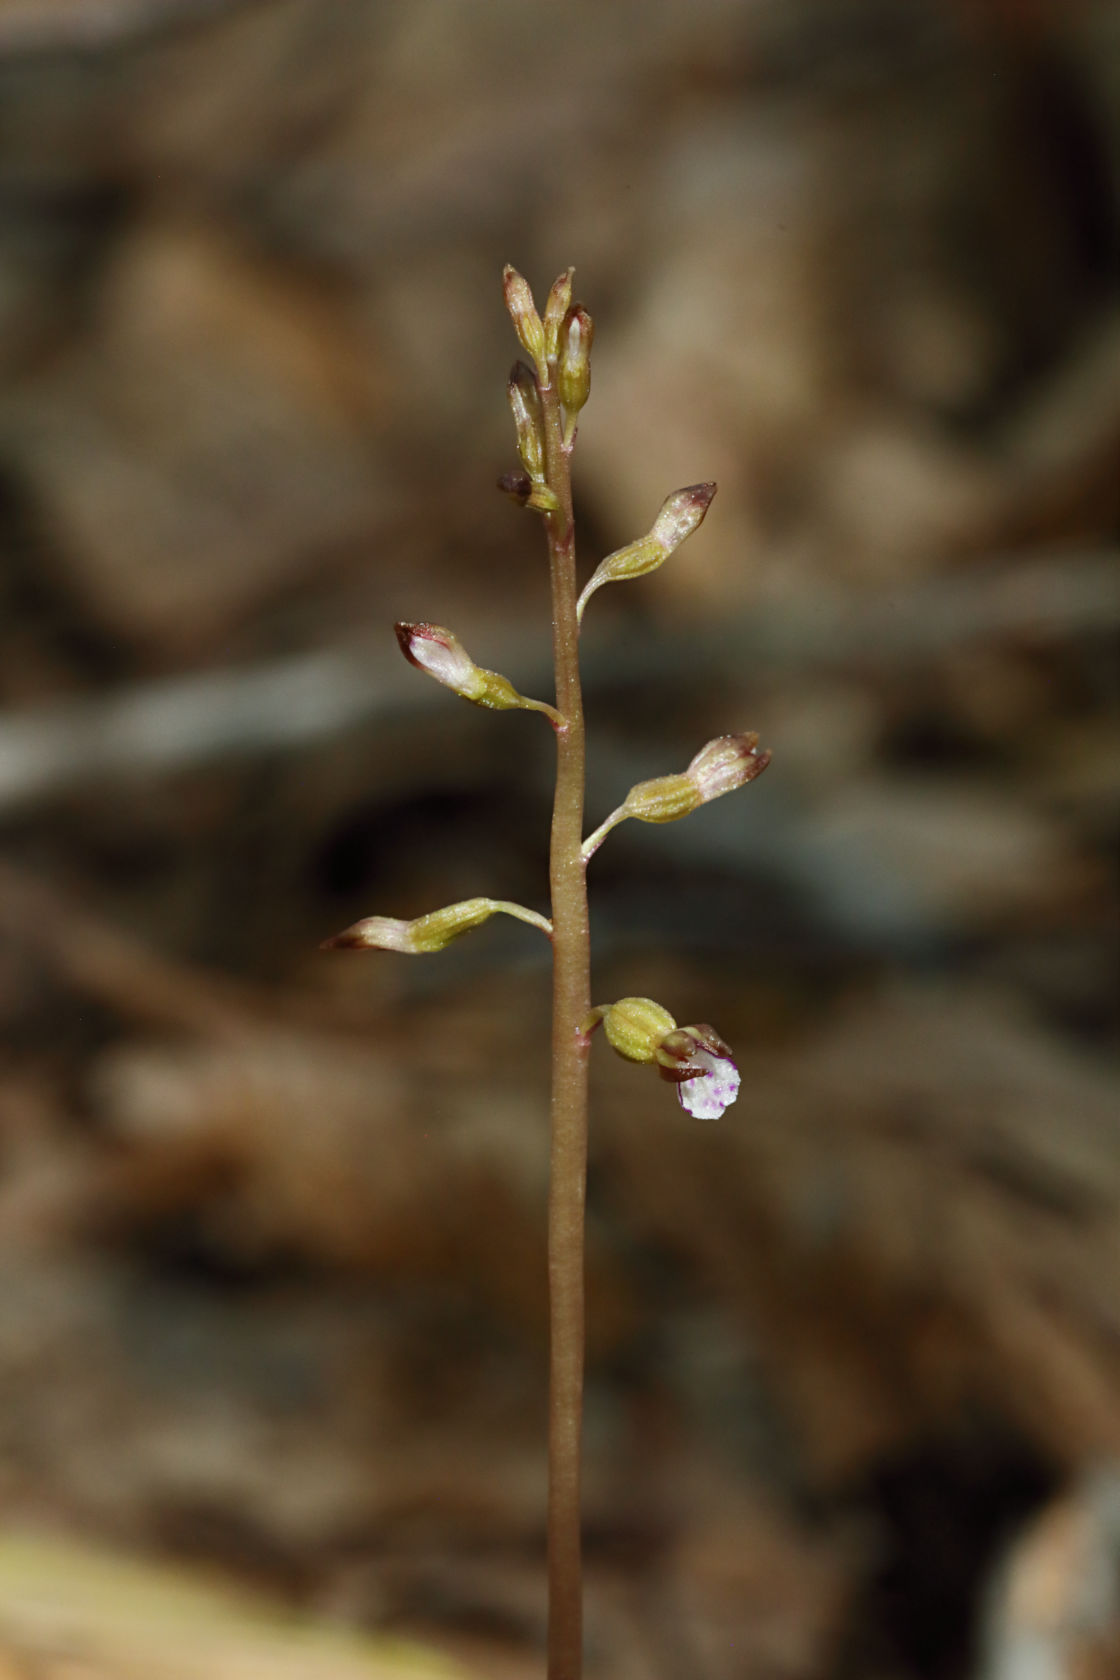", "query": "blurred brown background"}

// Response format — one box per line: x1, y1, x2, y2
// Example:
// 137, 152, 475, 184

0, 0, 1117, 1676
